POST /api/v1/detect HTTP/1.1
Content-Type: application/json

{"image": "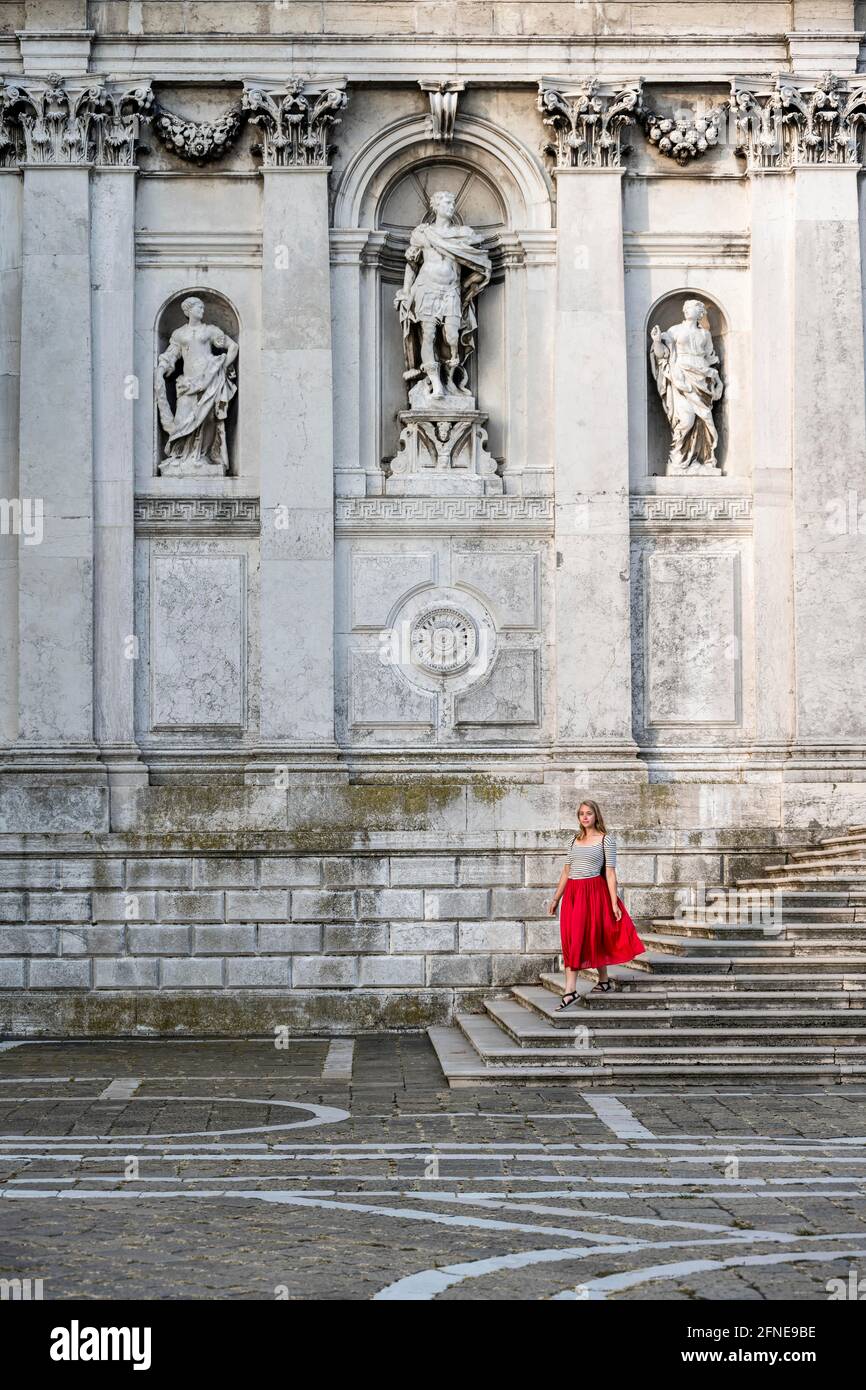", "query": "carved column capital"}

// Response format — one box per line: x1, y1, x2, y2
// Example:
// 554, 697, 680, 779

0, 73, 153, 168
242, 77, 348, 169
537, 77, 641, 170
732, 72, 866, 170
